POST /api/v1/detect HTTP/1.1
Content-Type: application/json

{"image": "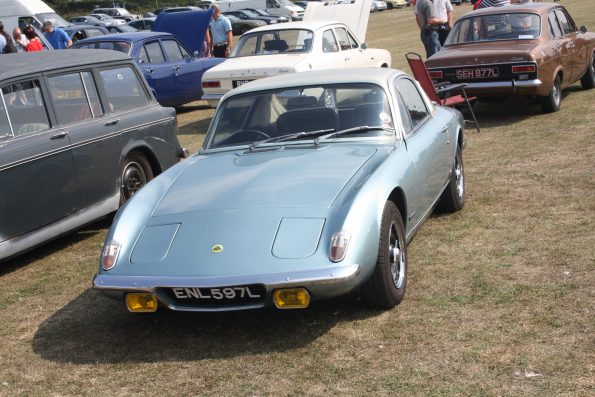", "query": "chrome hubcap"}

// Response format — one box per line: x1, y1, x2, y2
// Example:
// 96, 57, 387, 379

553, 81, 560, 106
121, 161, 146, 200
389, 222, 405, 289
455, 158, 464, 201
